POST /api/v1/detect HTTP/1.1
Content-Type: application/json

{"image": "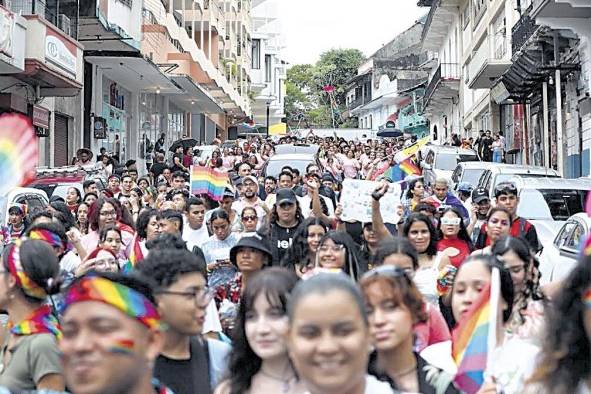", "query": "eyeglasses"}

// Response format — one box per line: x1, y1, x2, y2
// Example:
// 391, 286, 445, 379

318, 244, 346, 253
361, 265, 410, 281
155, 287, 214, 305
494, 182, 517, 197
242, 215, 257, 221
100, 210, 117, 217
